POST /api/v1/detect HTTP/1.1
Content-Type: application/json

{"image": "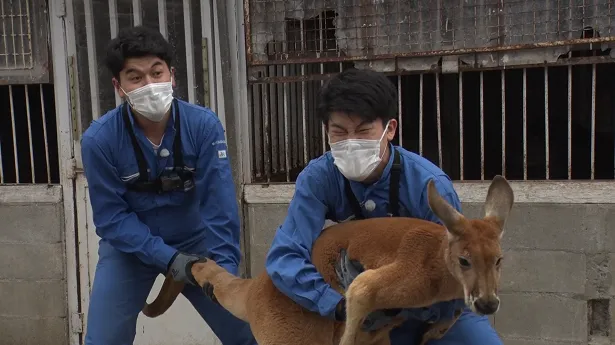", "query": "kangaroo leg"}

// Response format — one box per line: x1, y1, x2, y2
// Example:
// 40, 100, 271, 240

339, 262, 429, 345
190, 259, 253, 322
418, 309, 462, 345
